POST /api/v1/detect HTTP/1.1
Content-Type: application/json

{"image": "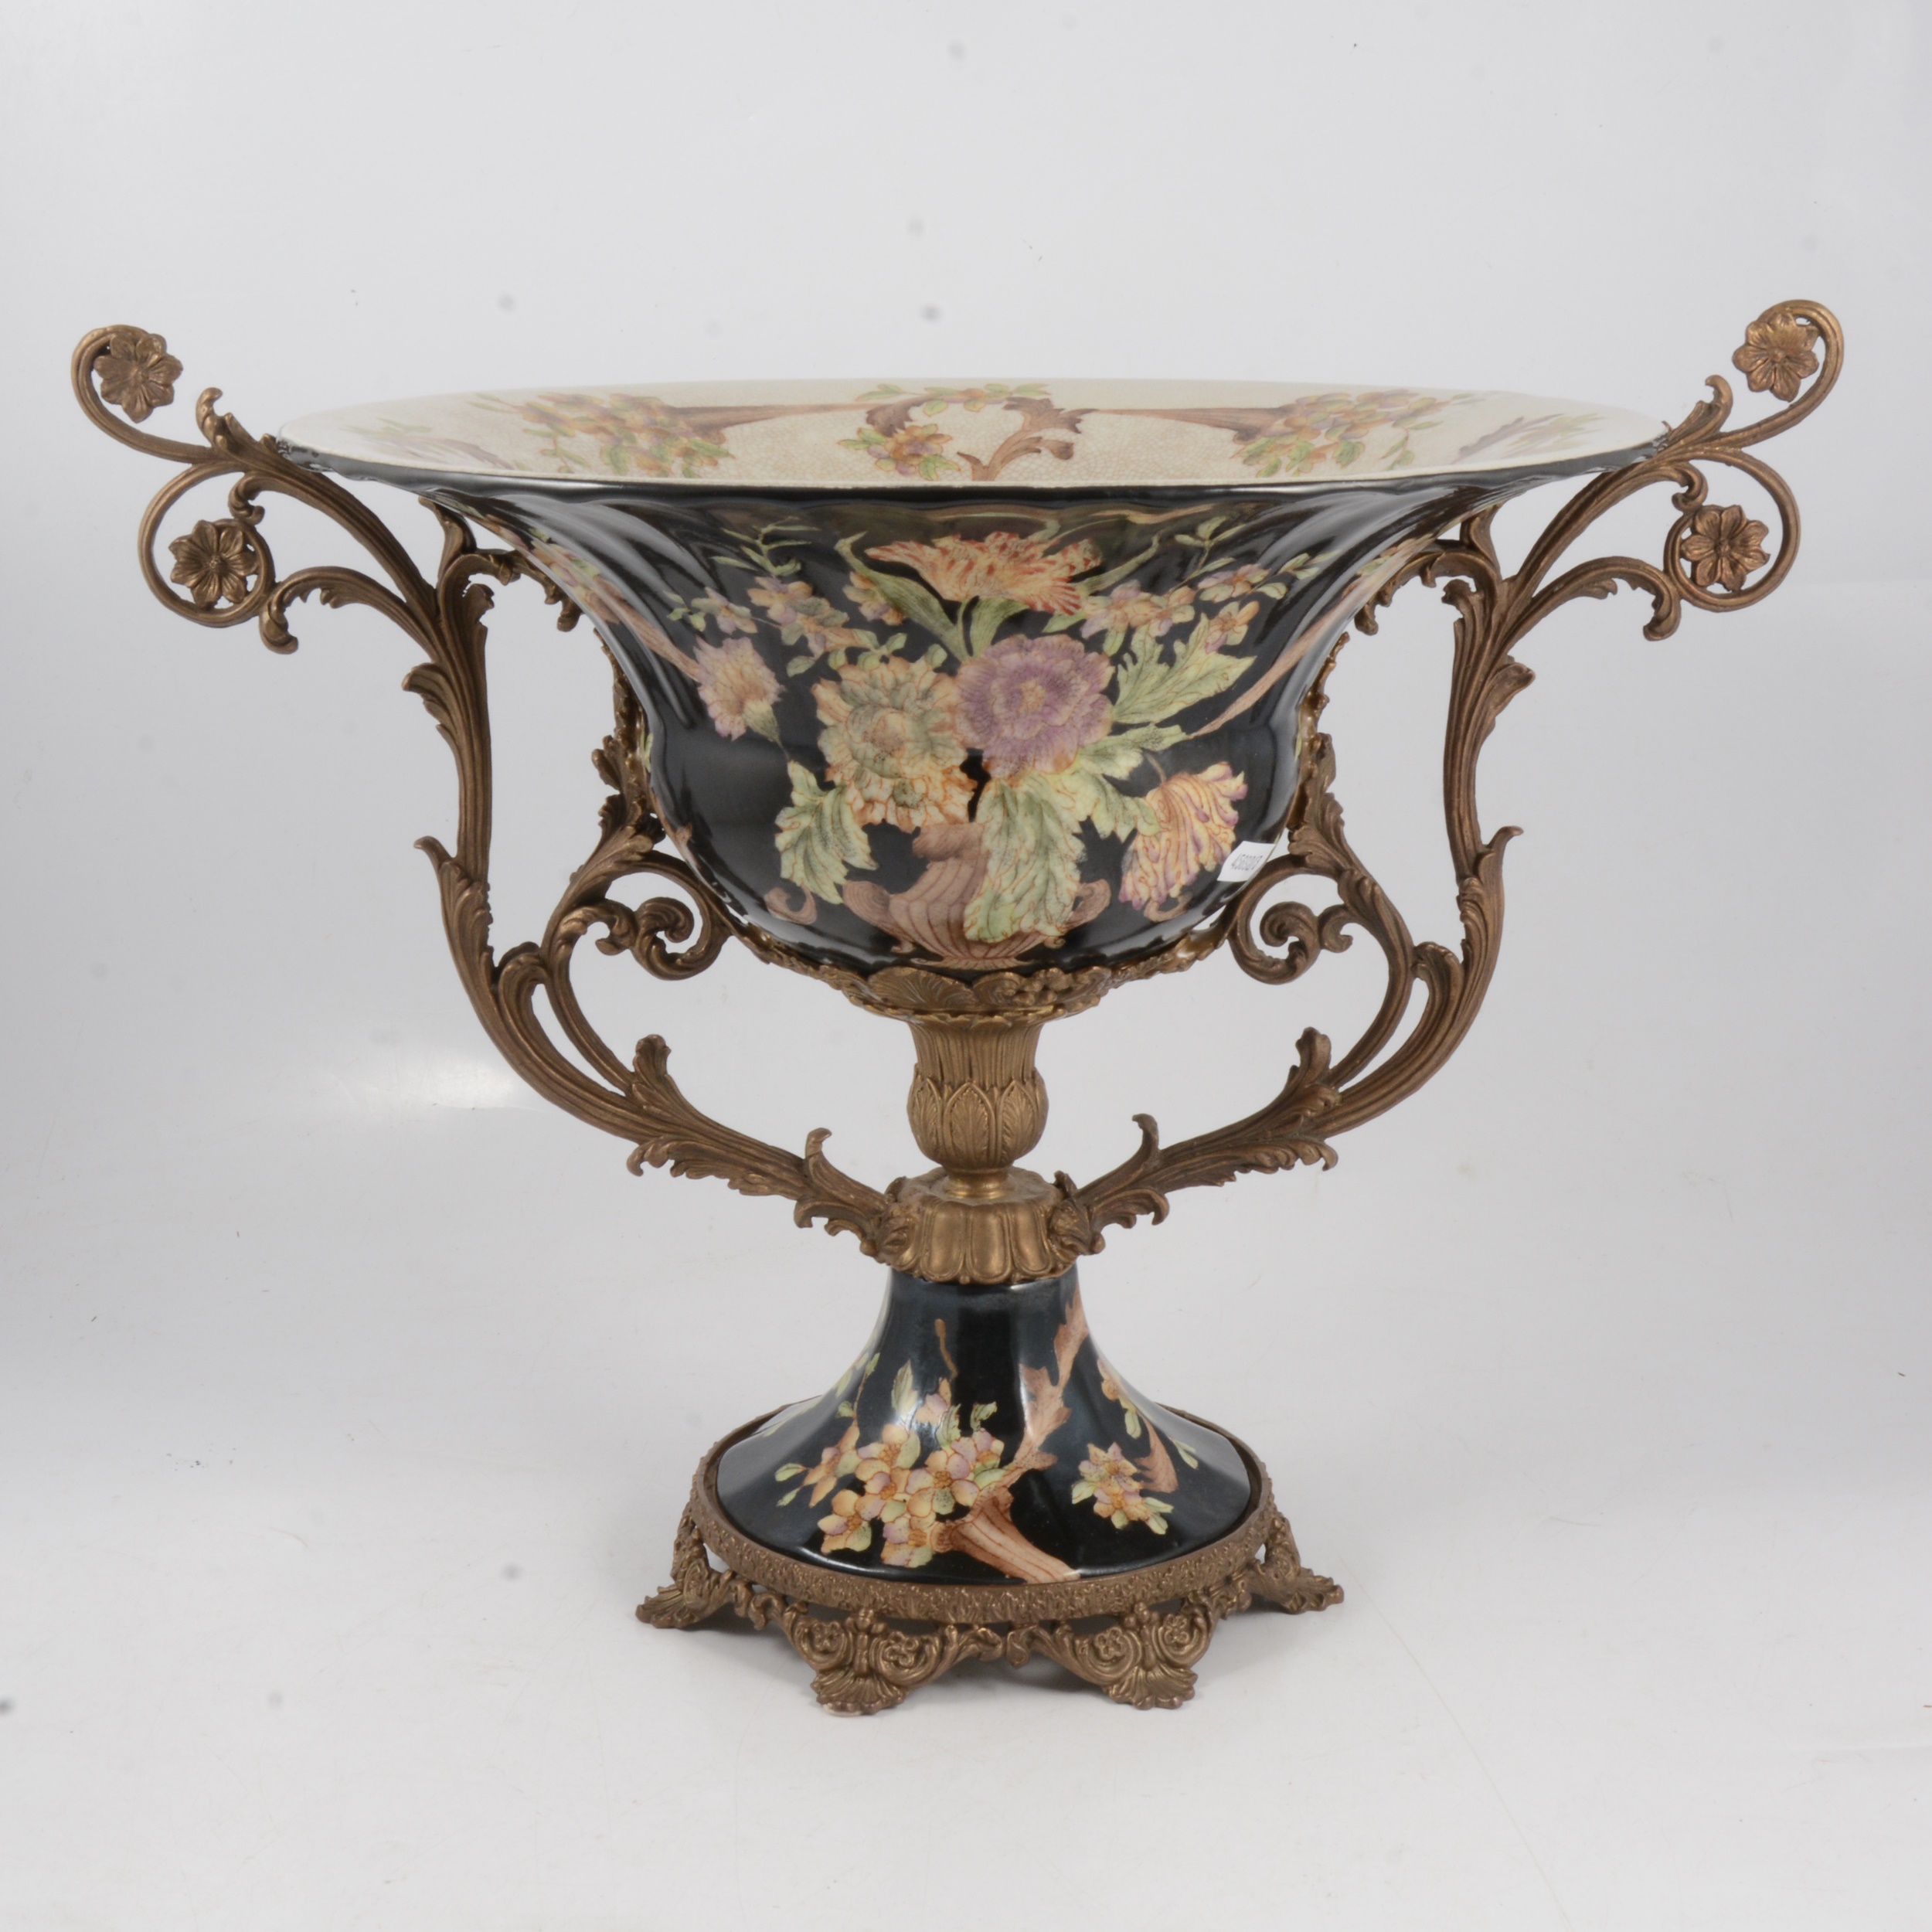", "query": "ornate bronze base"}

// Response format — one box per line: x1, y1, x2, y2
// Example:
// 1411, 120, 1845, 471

639, 1413, 1340, 1713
